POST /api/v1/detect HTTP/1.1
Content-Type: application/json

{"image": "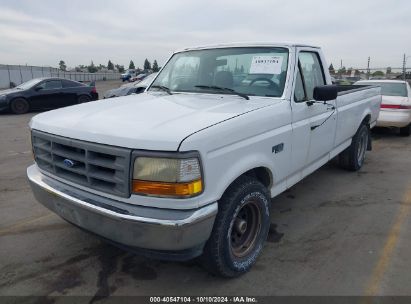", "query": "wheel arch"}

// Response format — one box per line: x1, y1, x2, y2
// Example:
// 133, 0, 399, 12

77, 94, 92, 102
221, 165, 273, 199
360, 112, 372, 150
361, 113, 371, 126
